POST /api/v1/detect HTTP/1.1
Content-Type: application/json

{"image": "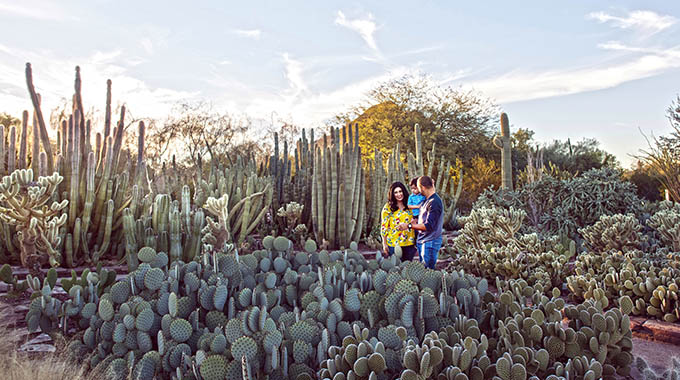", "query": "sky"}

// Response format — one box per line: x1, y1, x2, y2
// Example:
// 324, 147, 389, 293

1, 1, 679, 167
